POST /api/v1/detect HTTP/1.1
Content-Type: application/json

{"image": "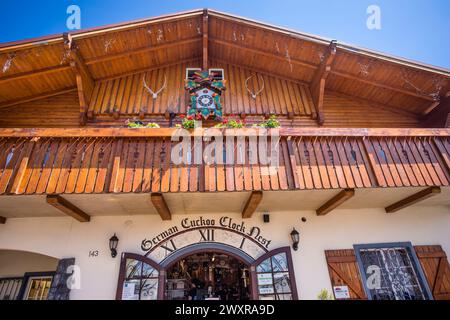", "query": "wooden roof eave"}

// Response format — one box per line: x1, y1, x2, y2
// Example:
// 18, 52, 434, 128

208, 9, 450, 77
0, 127, 449, 138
